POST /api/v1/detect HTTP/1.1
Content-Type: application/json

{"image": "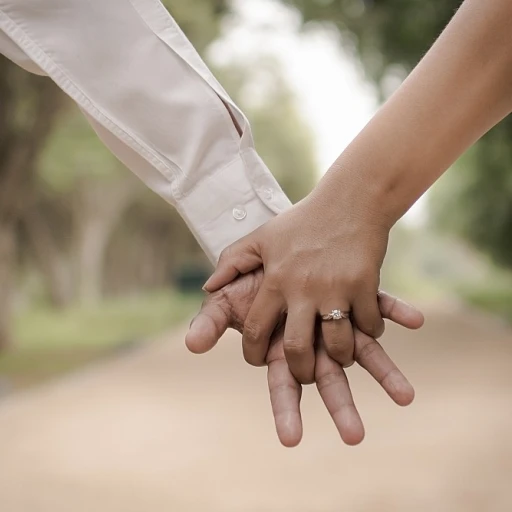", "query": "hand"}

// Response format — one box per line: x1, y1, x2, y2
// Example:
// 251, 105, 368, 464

187, 271, 423, 447
203, 195, 391, 384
